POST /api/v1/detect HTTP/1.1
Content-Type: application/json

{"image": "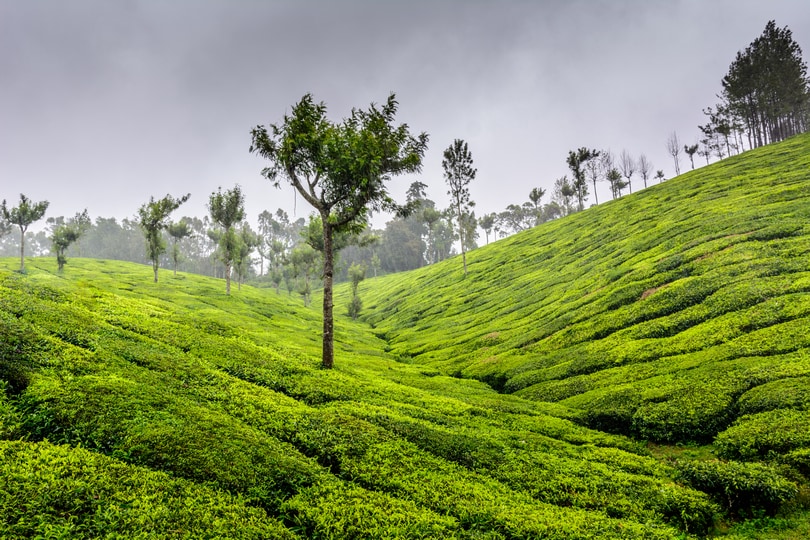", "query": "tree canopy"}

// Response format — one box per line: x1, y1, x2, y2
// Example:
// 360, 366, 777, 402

717, 20, 809, 149
1, 193, 49, 272
208, 185, 246, 295
137, 193, 190, 283
49, 210, 91, 272
250, 93, 428, 368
